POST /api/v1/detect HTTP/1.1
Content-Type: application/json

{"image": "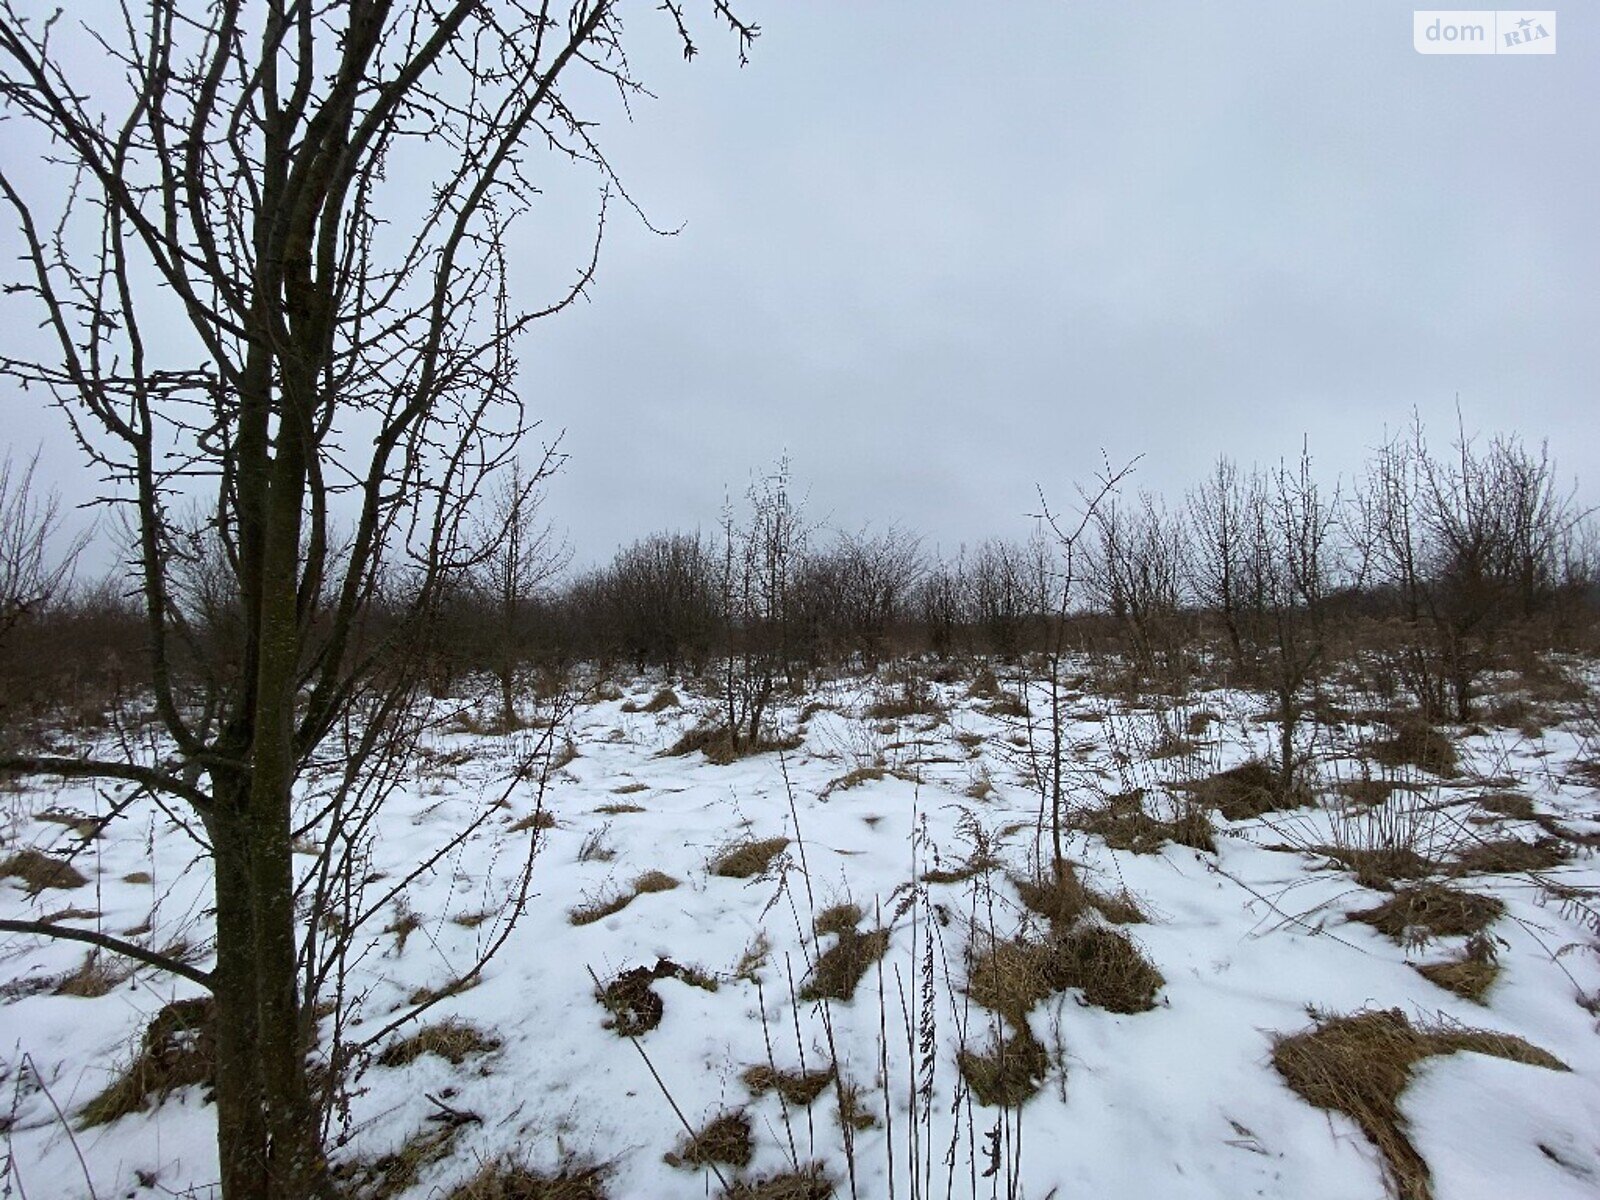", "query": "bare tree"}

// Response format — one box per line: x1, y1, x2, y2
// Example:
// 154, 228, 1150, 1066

472, 452, 568, 727
716, 459, 804, 753
0, 3, 754, 1197
0, 449, 85, 649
